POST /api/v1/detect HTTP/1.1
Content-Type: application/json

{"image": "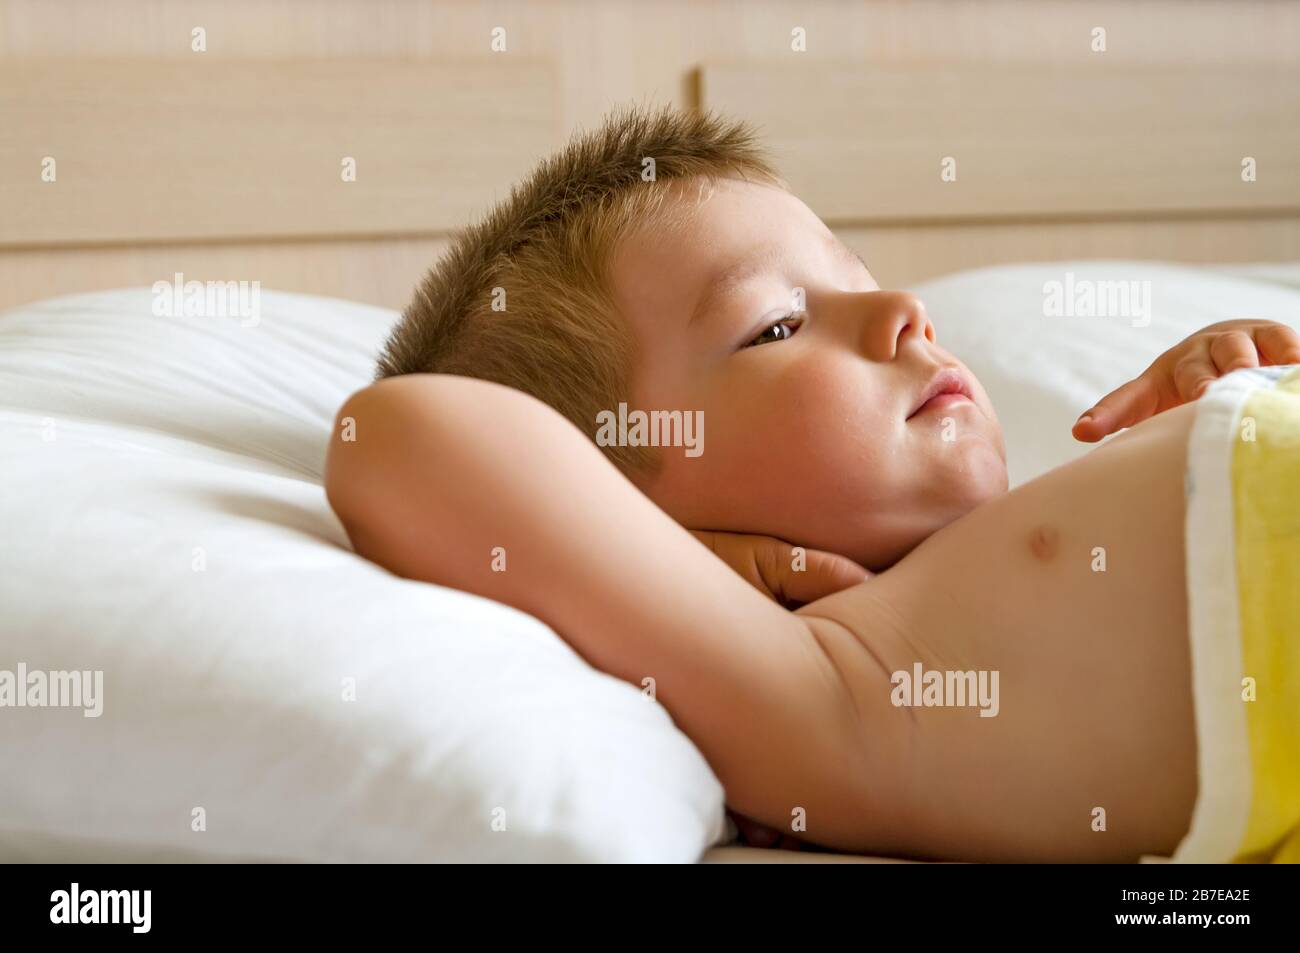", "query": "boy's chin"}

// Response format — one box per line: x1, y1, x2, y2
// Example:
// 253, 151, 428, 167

958, 454, 1011, 504
938, 439, 1010, 508
933, 461, 1010, 532
853, 482, 1007, 570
